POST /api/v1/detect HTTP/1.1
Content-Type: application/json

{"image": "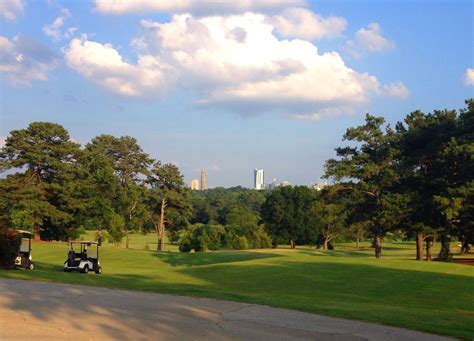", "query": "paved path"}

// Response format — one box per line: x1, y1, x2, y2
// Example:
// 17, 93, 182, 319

0, 278, 451, 340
